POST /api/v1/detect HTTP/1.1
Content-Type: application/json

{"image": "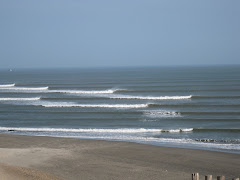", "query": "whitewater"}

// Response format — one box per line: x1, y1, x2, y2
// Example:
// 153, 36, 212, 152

0, 66, 240, 153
